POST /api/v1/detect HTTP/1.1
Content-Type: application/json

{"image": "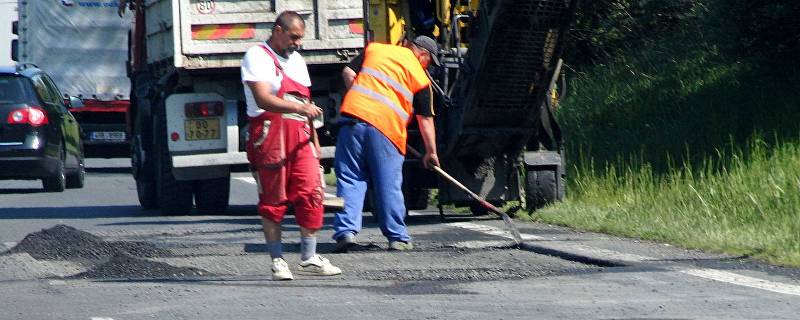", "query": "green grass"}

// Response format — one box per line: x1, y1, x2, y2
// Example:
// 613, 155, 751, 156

535, 138, 800, 266
557, 38, 800, 172
323, 170, 337, 188
531, 35, 800, 267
